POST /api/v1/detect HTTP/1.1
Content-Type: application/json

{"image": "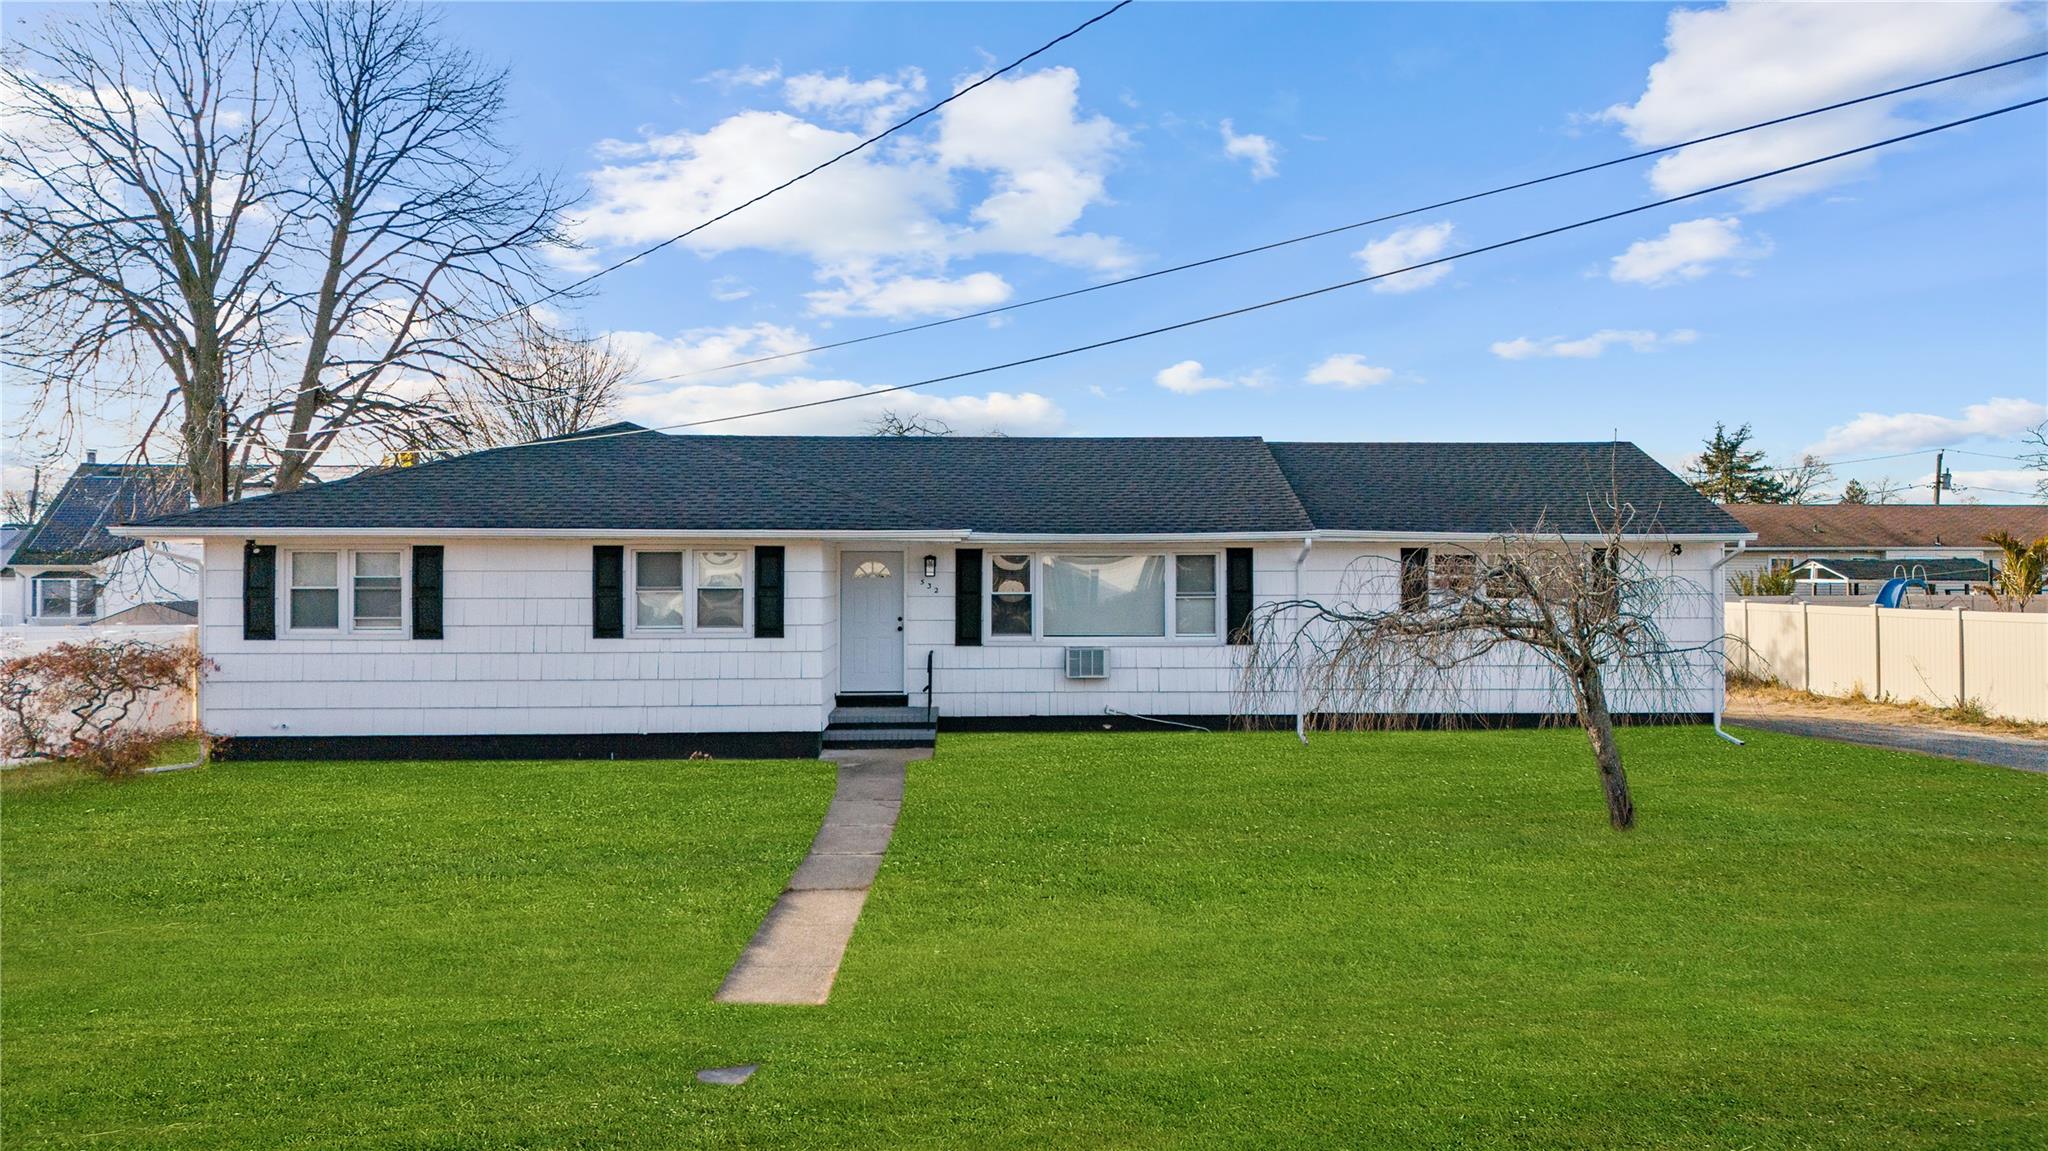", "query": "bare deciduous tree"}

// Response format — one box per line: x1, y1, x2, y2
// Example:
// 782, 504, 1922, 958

395, 317, 633, 452
2, 0, 573, 502
1779, 453, 1835, 504
255, 0, 574, 490
1237, 506, 1717, 831
869, 409, 956, 437
2, 0, 286, 505
2022, 421, 2047, 500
